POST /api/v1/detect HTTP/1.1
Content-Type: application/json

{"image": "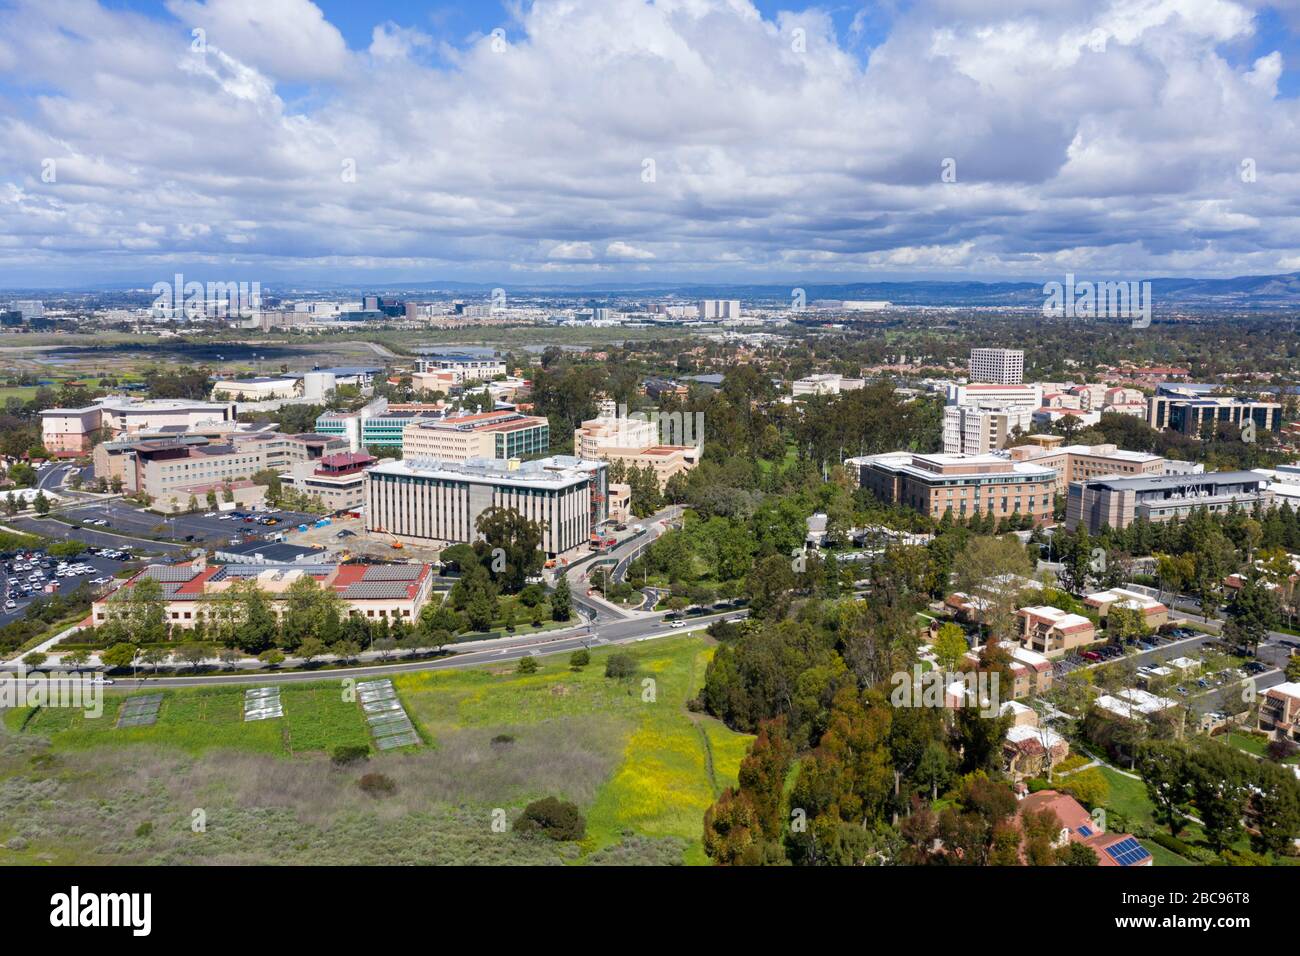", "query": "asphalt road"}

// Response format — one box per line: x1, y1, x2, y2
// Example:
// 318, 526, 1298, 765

62, 606, 744, 689
8, 514, 185, 554
561, 504, 682, 622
